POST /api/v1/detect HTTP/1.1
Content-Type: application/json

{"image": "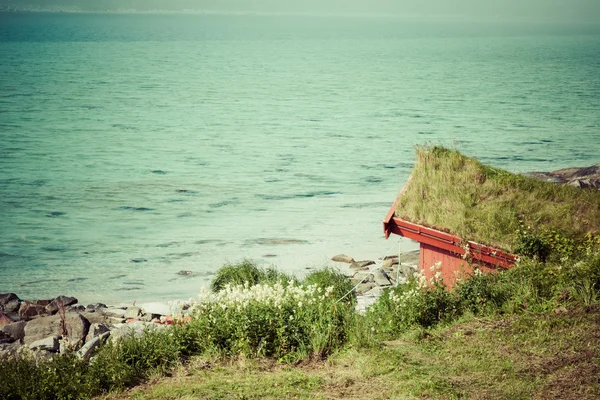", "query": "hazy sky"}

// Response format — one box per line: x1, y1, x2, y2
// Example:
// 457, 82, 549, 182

2, 0, 600, 23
